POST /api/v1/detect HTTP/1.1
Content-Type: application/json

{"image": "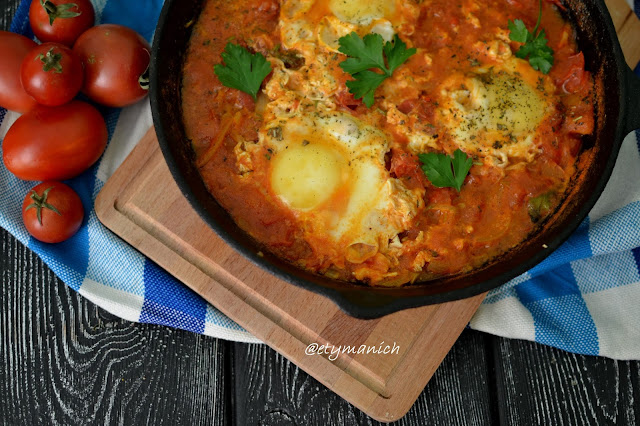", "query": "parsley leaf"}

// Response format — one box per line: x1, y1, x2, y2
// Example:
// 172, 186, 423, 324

343, 70, 388, 108
214, 42, 272, 100
384, 36, 416, 71
339, 32, 387, 74
418, 149, 473, 192
508, 0, 554, 74
338, 32, 416, 107
508, 19, 529, 43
